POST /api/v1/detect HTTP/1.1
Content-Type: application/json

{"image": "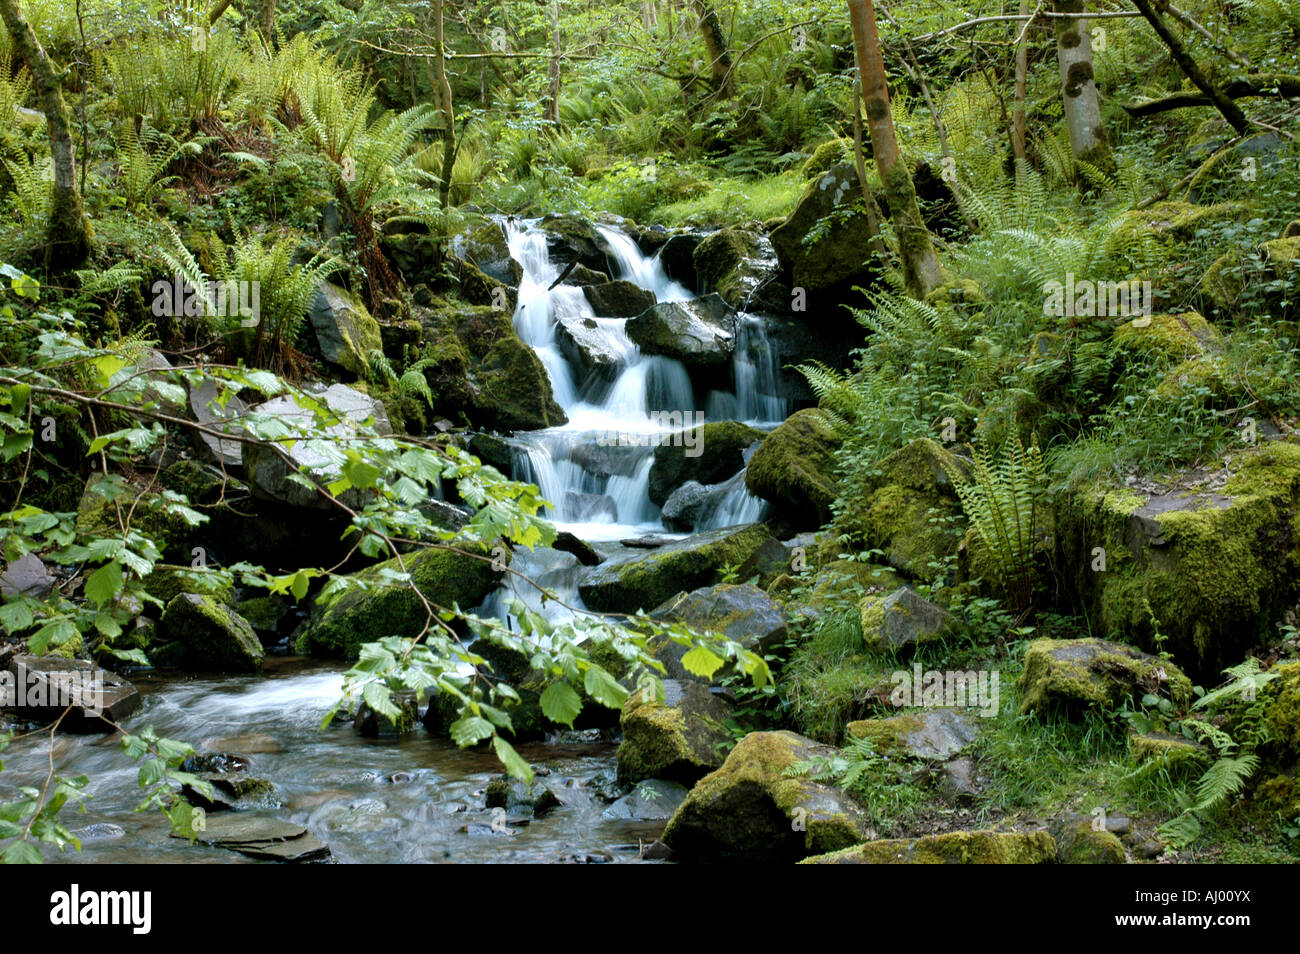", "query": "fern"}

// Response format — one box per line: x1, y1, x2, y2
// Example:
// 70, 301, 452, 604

115, 124, 204, 212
